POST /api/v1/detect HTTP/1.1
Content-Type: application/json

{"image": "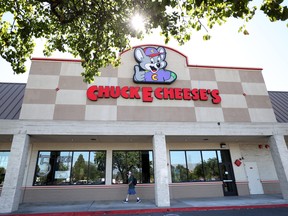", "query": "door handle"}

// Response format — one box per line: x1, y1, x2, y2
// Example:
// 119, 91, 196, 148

223, 180, 233, 182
